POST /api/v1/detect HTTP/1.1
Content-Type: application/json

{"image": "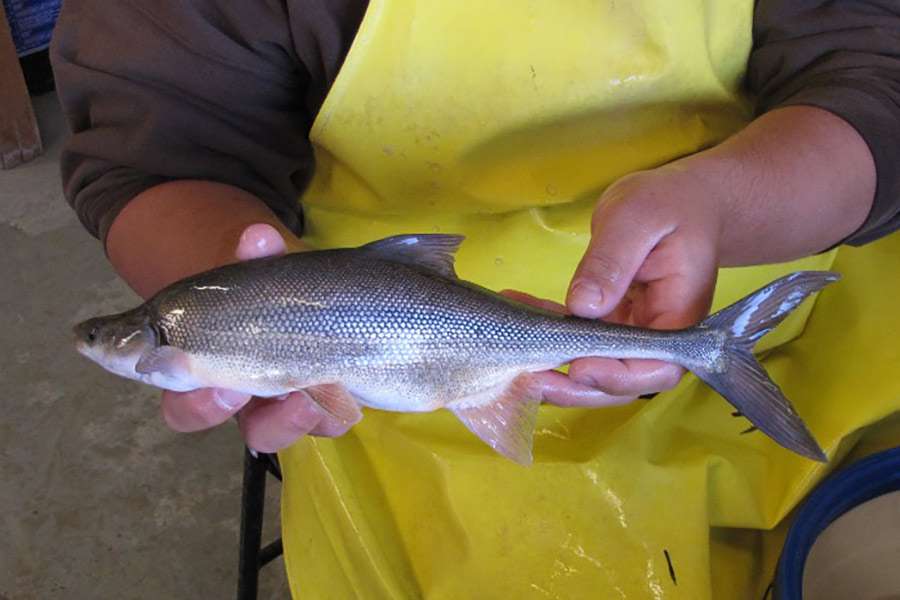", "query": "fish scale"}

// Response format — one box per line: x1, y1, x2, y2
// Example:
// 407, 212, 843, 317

74, 233, 839, 465
158, 256, 584, 383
